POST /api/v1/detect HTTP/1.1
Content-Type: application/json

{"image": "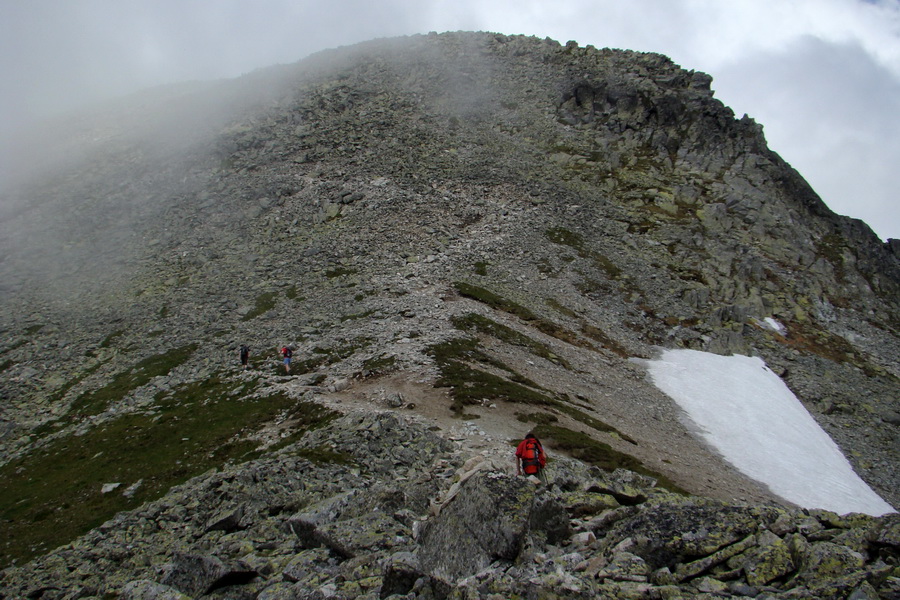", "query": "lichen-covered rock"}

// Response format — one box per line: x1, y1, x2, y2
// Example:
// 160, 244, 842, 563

673, 533, 755, 581
692, 575, 728, 594
596, 497, 773, 569
872, 513, 900, 549
529, 494, 573, 545
120, 580, 191, 600
158, 553, 229, 597
586, 480, 646, 507
314, 513, 411, 558
595, 551, 651, 582
379, 552, 423, 598
417, 472, 537, 581
1, 407, 896, 599
796, 541, 866, 583
286, 490, 360, 545
739, 530, 796, 586
255, 582, 307, 600
558, 490, 620, 517
204, 503, 249, 533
